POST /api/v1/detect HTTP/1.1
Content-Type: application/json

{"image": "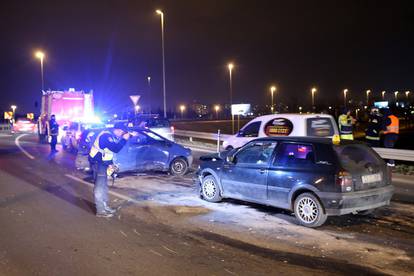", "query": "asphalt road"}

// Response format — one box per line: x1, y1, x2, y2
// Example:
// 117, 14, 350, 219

1, 133, 413, 275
